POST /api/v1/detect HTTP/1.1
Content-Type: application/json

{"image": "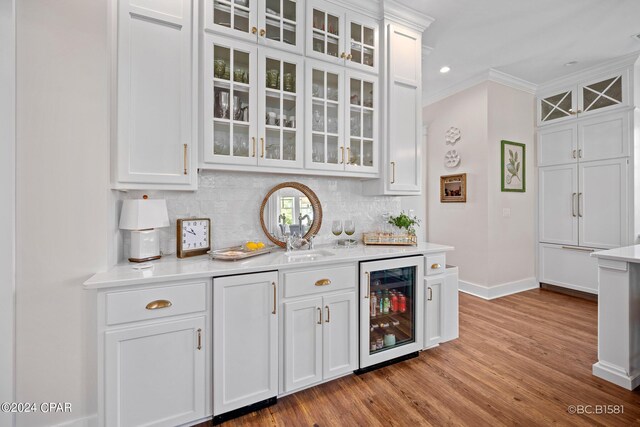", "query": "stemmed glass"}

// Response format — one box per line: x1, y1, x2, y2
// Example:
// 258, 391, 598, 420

331, 220, 343, 248
344, 219, 356, 246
